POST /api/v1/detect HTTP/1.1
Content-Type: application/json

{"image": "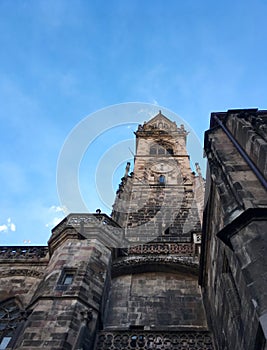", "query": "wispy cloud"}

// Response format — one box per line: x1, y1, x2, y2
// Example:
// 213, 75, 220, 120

49, 205, 66, 213
45, 217, 63, 228
45, 205, 66, 228
151, 99, 159, 106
